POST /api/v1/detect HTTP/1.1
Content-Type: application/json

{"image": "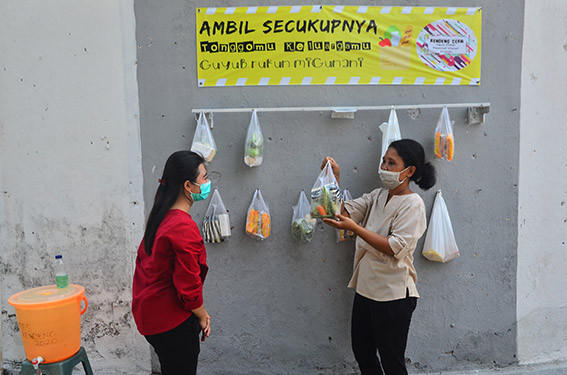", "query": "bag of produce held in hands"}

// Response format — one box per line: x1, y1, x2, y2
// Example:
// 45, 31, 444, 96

336, 188, 355, 242
245, 189, 271, 240
202, 188, 231, 243
422, 190, 460, 262
310, 161, 342, 219
379, 108, 402, 162
291, 190, 316, 243
244, 110, 264, 167
191, 111, 217, 163
434, 107, 455, 161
